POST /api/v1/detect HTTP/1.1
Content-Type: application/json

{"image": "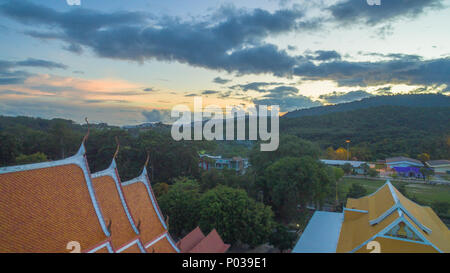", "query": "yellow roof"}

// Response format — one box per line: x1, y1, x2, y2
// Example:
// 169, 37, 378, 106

393, 187, 450, 253
337, 181, 450, 253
